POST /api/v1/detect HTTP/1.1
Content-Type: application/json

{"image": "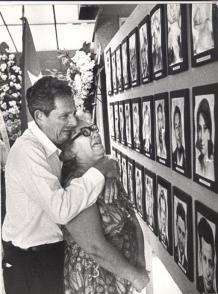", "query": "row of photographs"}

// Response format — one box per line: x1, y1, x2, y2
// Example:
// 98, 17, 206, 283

105, 4, 218, 94
109, 83, 218, 193
112, 148, 218, 293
